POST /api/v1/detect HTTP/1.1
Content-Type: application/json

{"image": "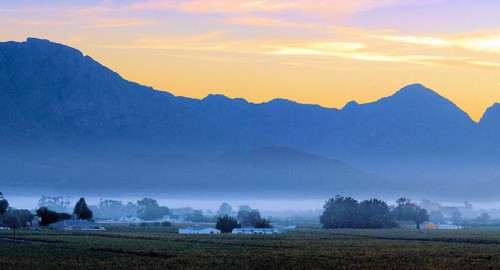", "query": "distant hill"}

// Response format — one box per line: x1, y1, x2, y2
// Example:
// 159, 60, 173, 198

0, 38, 499, 200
